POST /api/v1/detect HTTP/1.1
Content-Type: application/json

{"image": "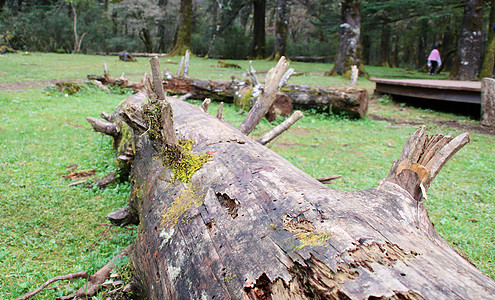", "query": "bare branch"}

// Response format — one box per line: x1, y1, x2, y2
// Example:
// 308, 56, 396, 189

16, 272, 89, 300
258, 110, 303, 145
239, 56, 290, 135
